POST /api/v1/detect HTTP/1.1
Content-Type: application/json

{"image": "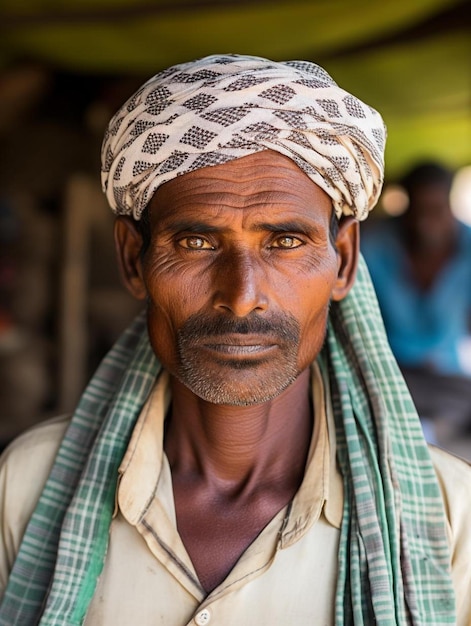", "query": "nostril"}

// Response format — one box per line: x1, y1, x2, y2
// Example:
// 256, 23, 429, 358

212, 260, 268, 317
